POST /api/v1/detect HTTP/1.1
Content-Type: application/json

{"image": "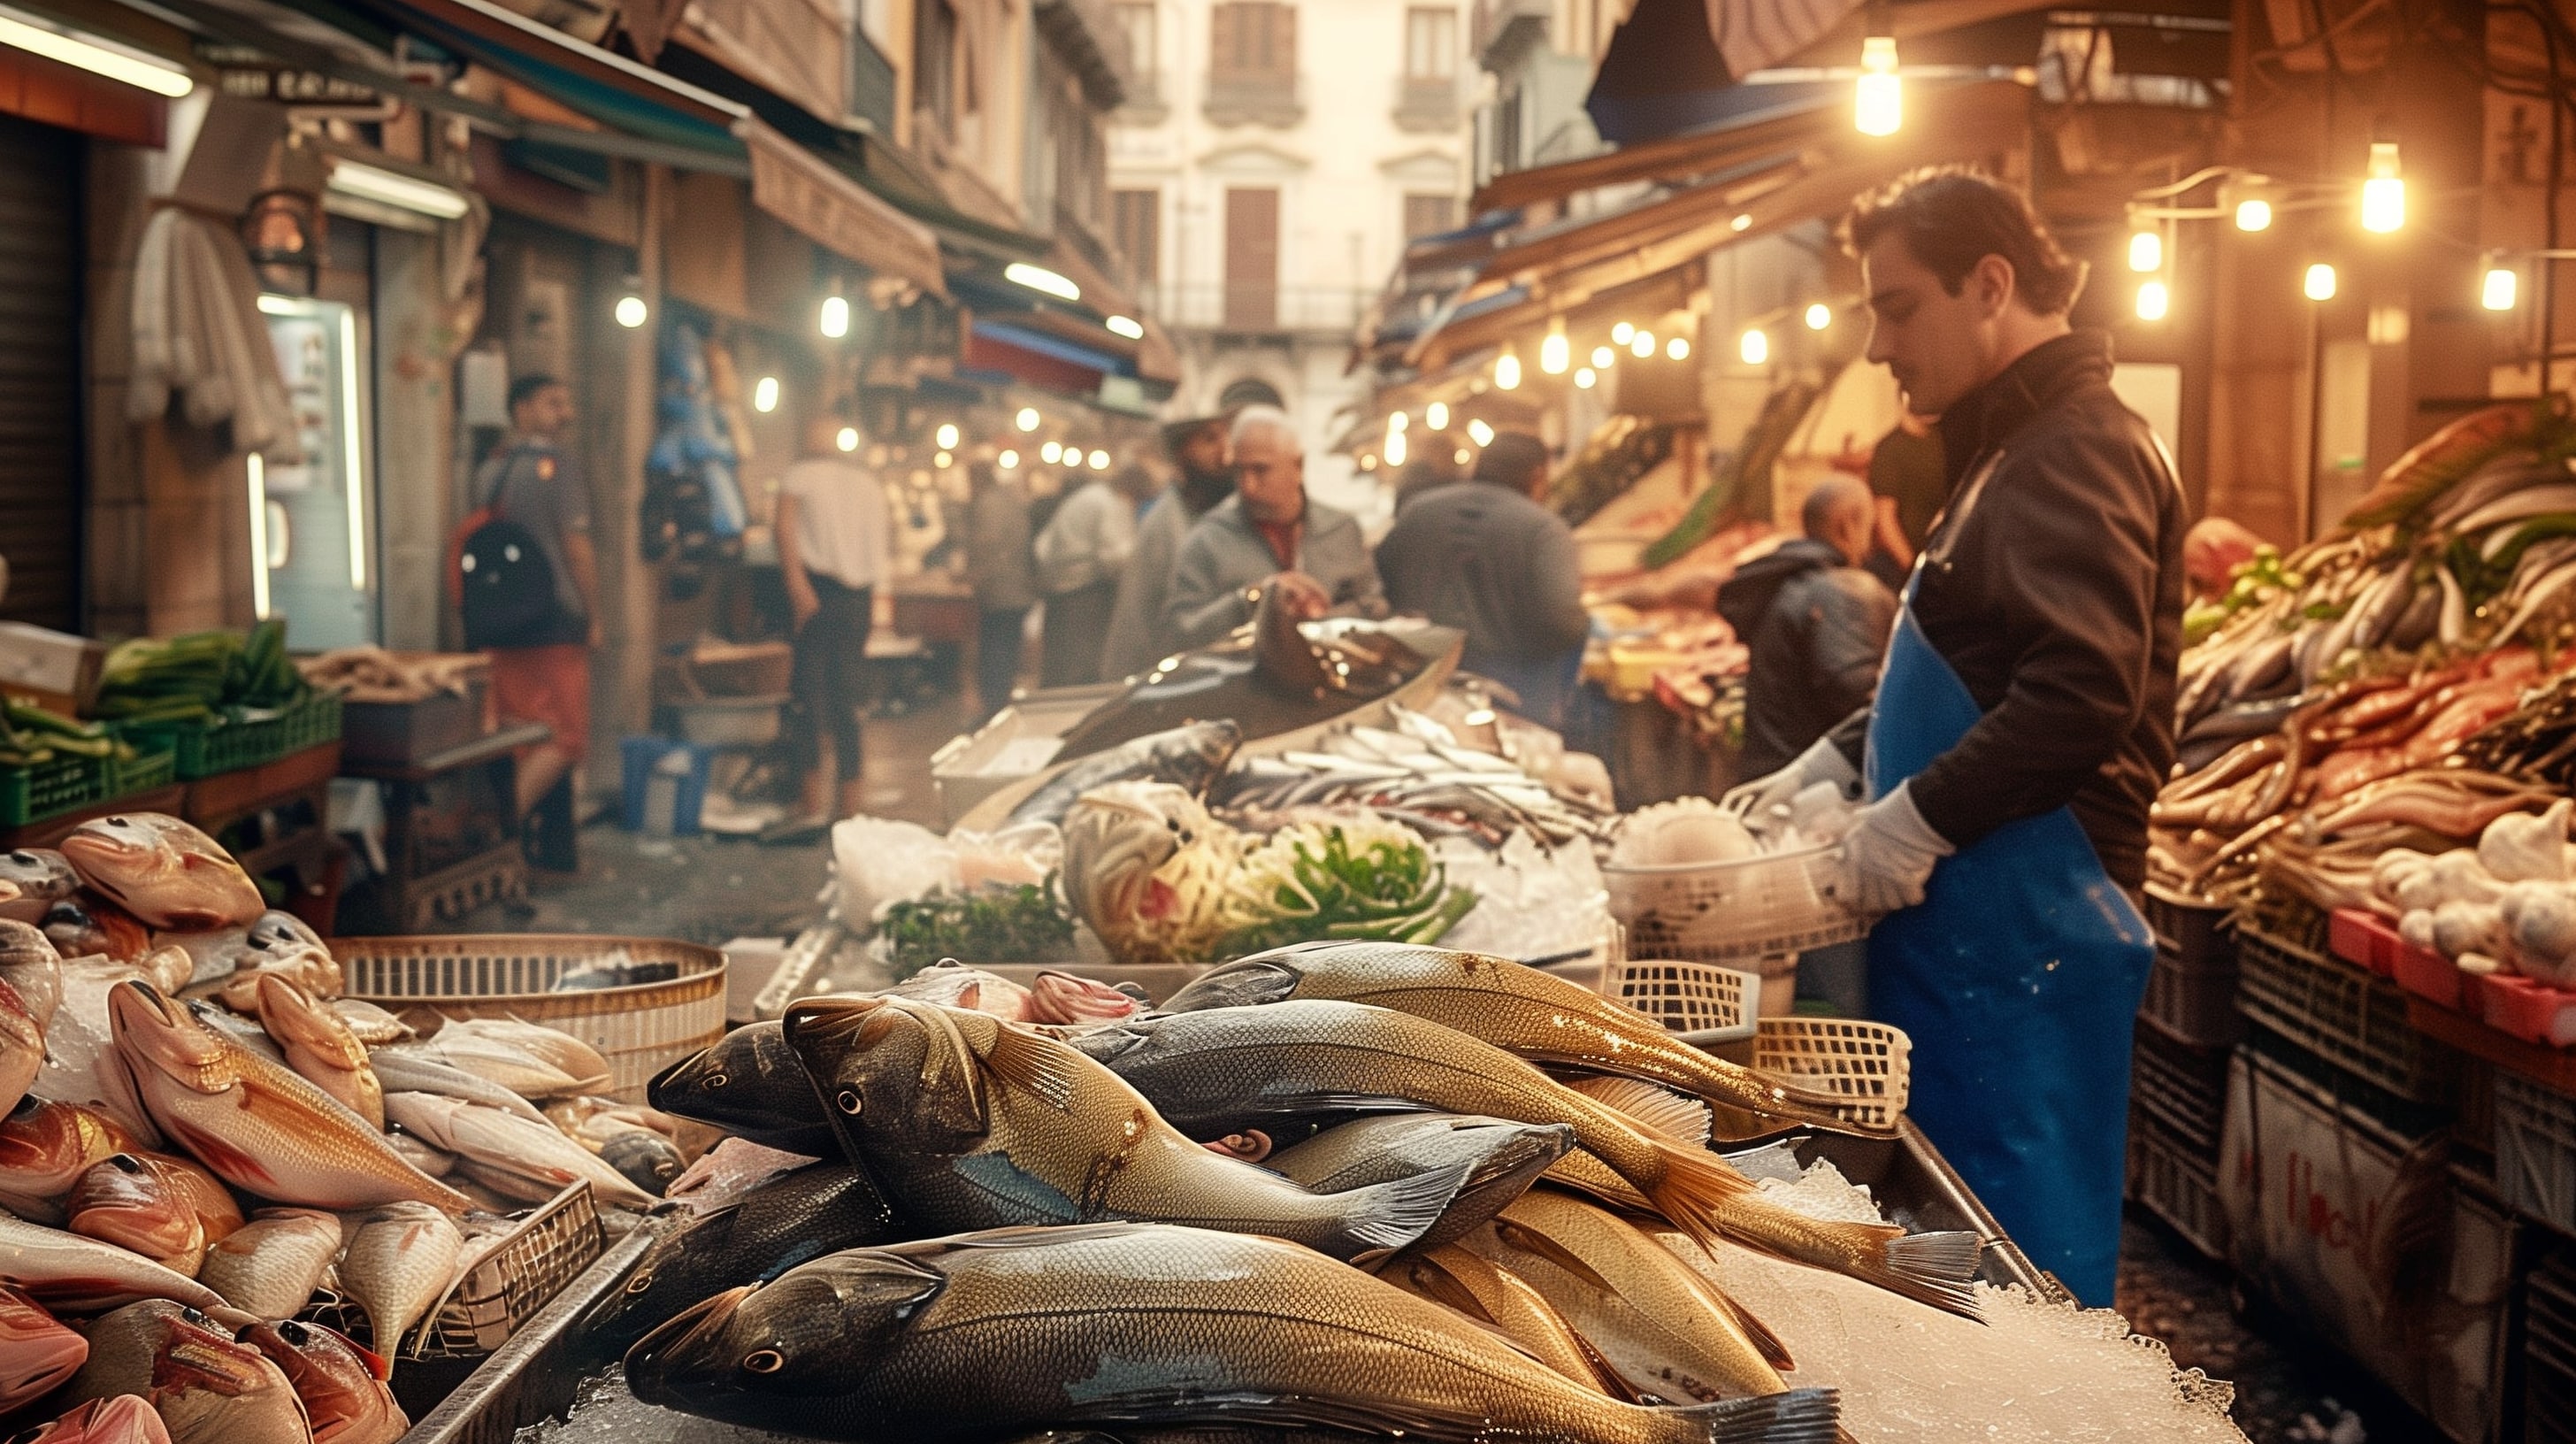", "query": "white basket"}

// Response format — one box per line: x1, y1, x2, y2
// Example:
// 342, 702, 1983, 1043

1606, 956, 1760, 1047
671, 694, 787, 748
1602, 842, 1865, 961
1753, 1016, 1913, 1131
